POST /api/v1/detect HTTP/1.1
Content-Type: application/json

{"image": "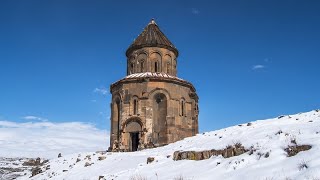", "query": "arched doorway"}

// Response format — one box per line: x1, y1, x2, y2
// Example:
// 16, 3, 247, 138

153, 93, 167, 145
124, 119, 142, 151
